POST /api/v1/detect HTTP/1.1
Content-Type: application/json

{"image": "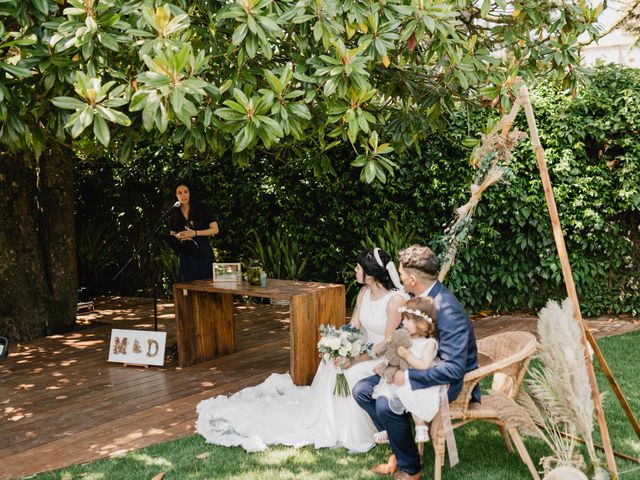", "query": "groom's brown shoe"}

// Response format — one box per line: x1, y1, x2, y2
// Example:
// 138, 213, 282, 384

393, 470, 422, 480
371, 454, 398, 475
